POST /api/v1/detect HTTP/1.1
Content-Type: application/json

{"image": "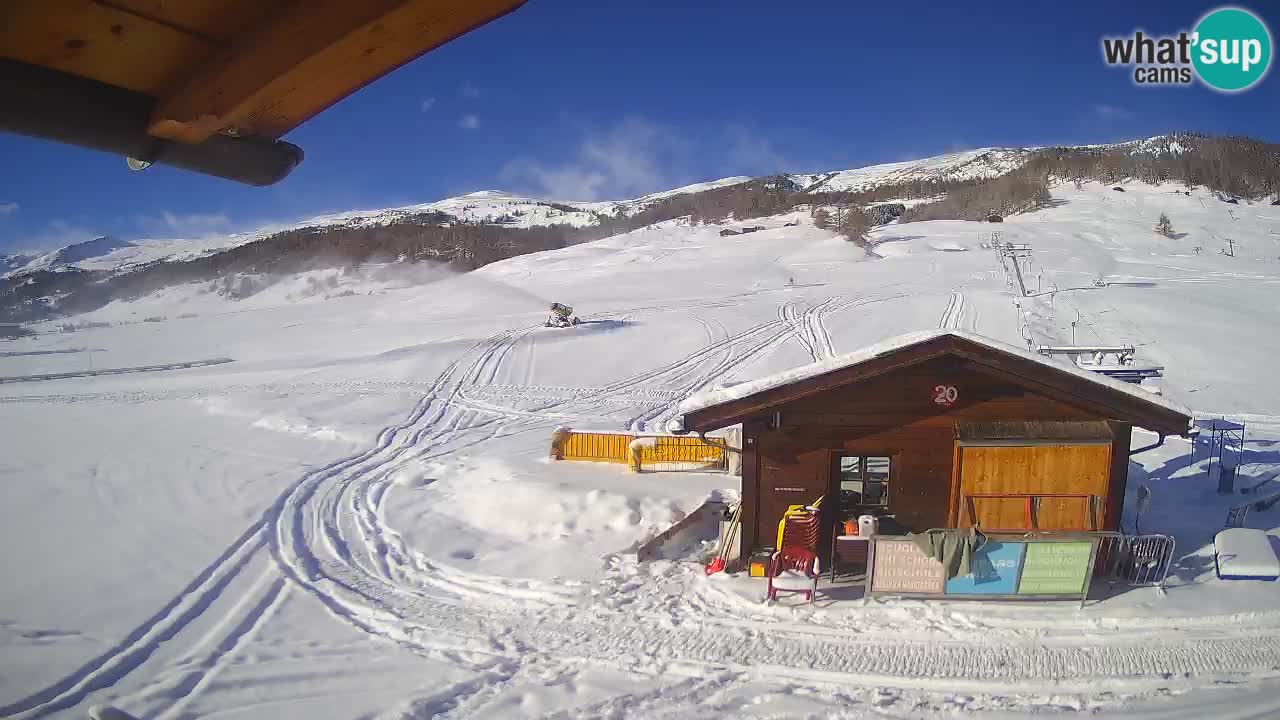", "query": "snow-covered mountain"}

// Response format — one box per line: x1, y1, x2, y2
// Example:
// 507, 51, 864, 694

8, 137, 1237, 287
8, 135, 1270, 287
2, 147, 1041, 279
793, 147, 1033, 193
4, 132, 1277, 328
6, 235, 136, 274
